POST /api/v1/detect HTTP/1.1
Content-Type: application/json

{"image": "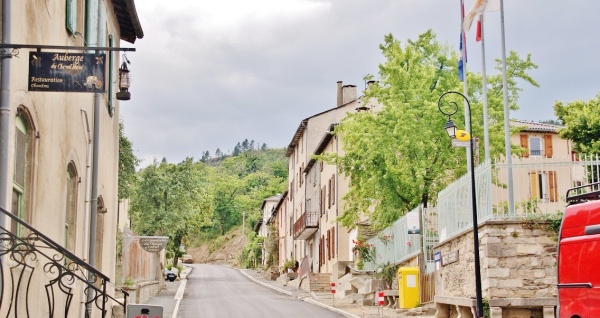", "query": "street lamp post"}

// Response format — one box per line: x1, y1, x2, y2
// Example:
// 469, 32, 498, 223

438, 91, 484, 318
